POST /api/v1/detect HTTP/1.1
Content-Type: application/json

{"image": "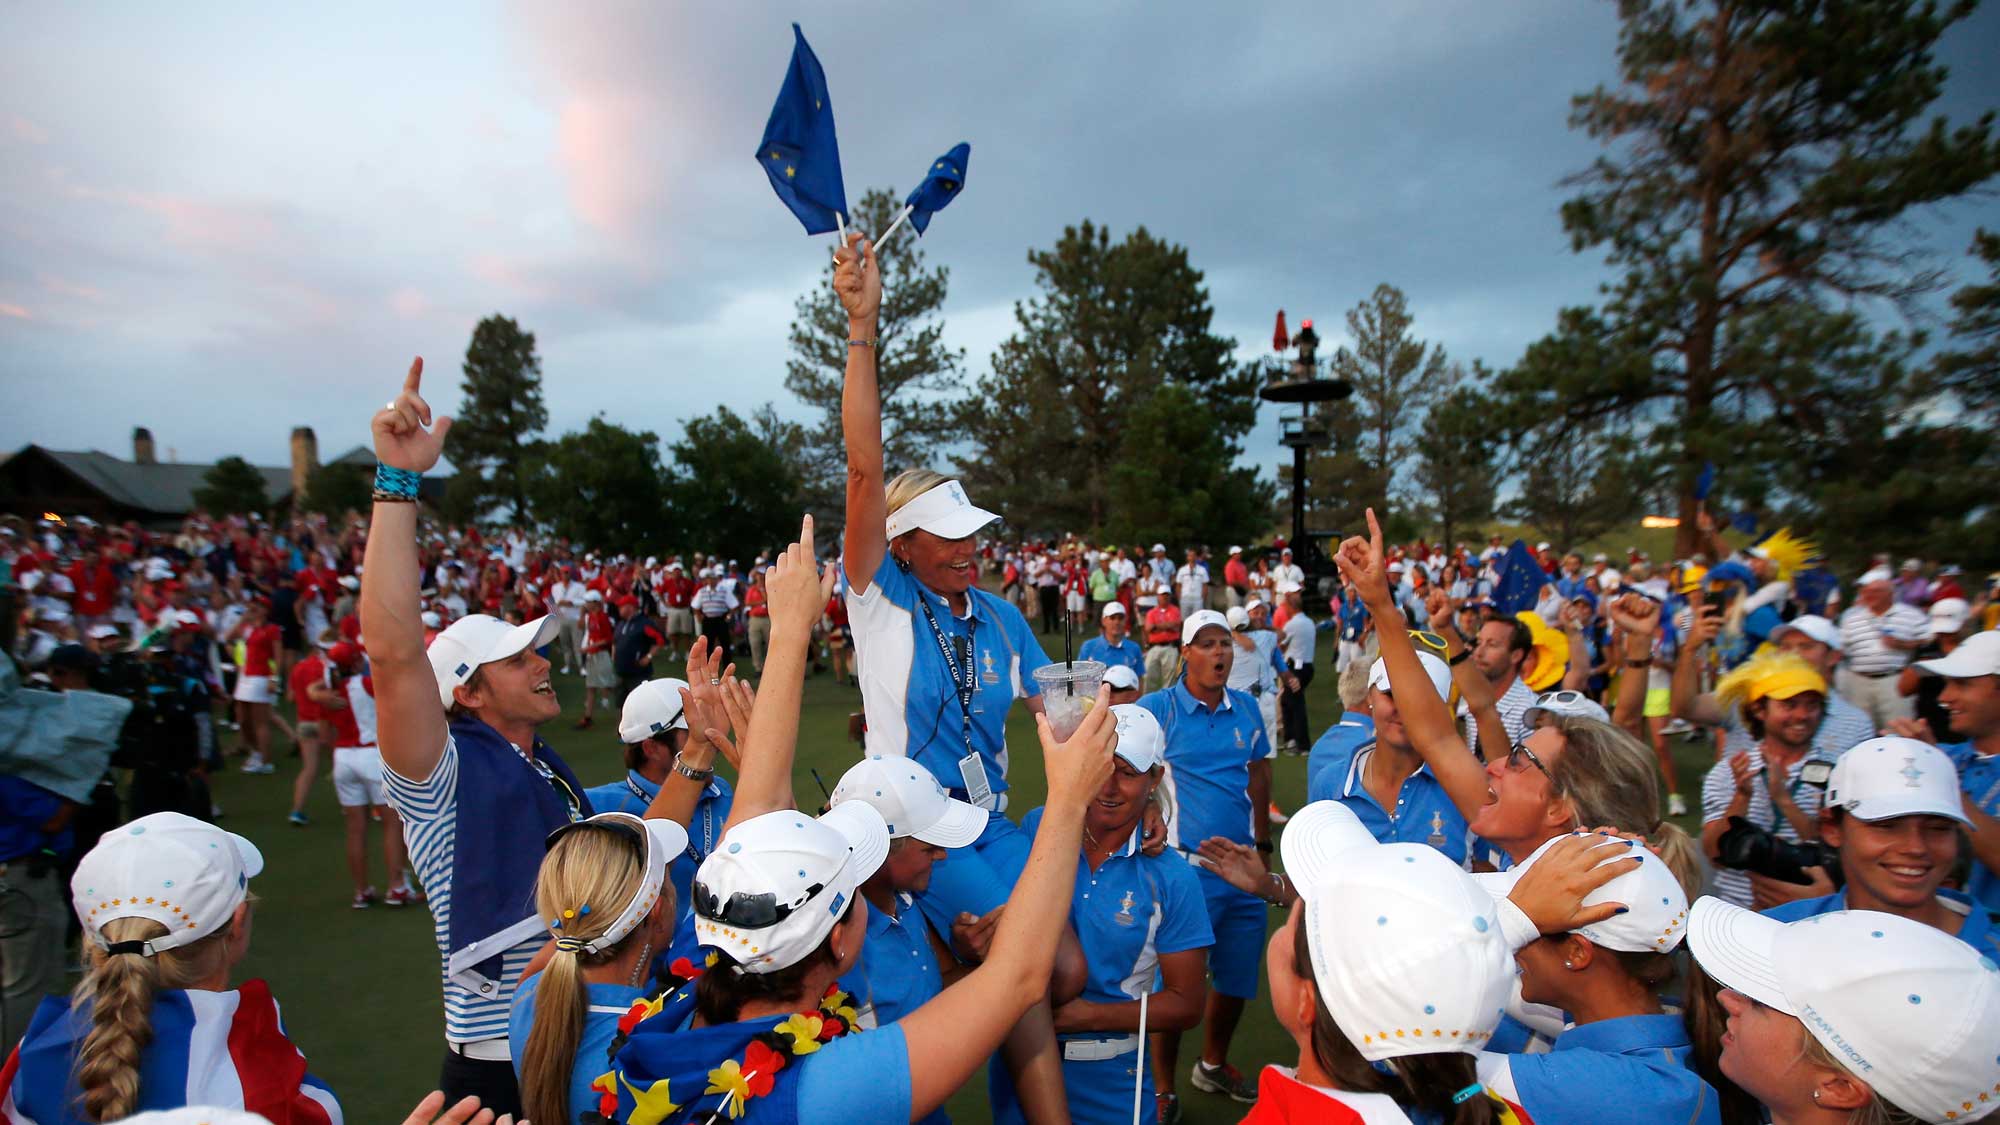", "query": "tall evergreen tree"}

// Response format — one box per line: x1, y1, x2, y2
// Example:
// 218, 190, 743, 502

526, 417, 670, 555
665, 405, 809, 564
1412, 369, 1500, 549
786, 187, 964, 526
1329, 283, 1450, 508
1931, 228, 2000, 420
1502, 0, 1998, 556
445, 314, 548, 523
954, 221, 1256, 537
